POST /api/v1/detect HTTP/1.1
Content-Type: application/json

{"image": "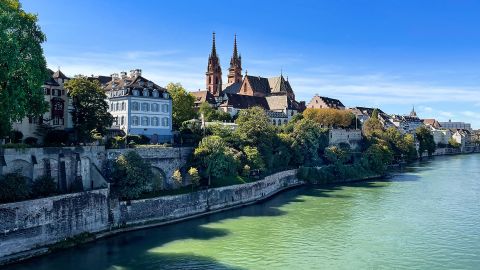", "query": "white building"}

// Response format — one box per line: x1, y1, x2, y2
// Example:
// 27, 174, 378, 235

101, 69, 173, 143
